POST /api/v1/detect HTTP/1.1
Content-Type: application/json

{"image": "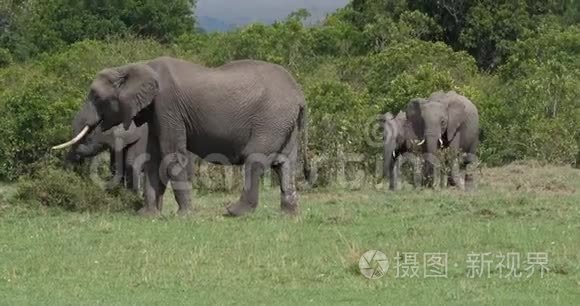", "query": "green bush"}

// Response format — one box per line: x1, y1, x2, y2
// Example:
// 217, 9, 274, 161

476, 25, 580, 165
0, 74, 78, 180
365, 40, 477, 102
15, 167, 140, 213
0, 0, 197, 59
305, 80, 379, 186
334, 40, 479, 115
195, 12, 315, 70
0, 48, 13, 68
39, 39, 198, 86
